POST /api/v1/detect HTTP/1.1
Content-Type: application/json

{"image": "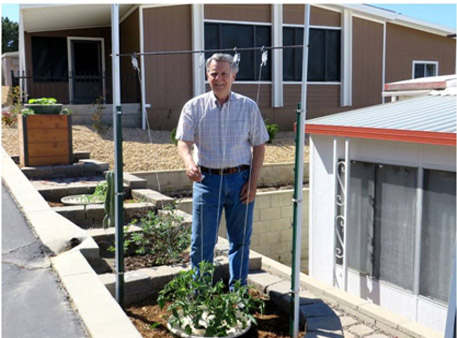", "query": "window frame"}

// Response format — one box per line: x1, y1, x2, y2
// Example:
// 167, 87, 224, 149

204, 19, 272, 84
282, 24, 342, 84
412, 60, 439, 79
